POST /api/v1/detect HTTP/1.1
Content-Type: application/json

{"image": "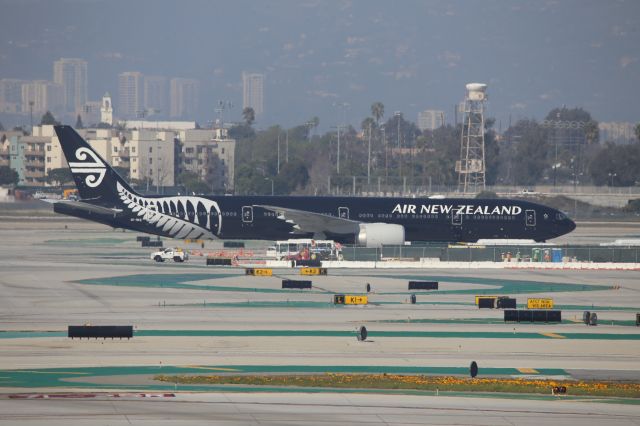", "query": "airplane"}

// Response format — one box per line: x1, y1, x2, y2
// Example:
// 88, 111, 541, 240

49, 125, 576, 247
